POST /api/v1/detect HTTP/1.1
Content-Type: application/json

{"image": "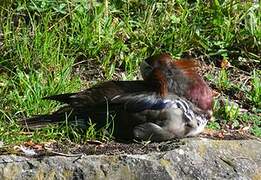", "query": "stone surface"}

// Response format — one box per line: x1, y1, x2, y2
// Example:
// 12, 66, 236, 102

0, 138, 260, 180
